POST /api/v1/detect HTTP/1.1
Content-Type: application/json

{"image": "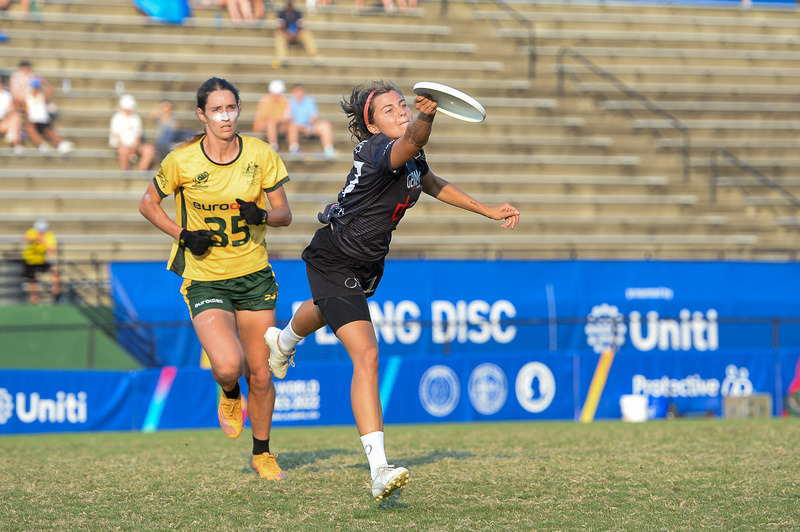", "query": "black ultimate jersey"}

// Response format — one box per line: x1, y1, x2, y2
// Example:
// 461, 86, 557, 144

329, 134, 429, 261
